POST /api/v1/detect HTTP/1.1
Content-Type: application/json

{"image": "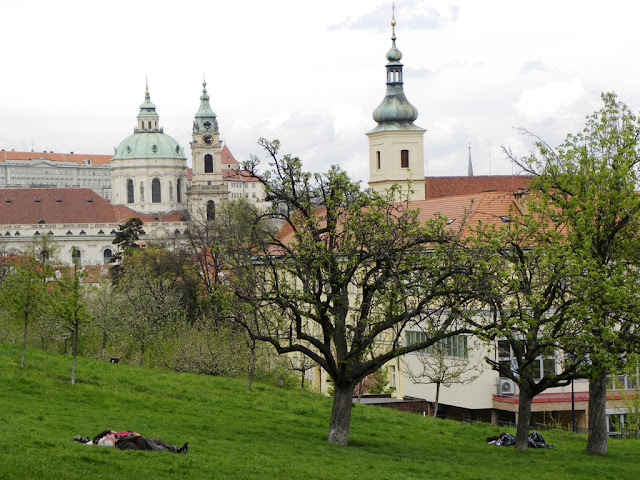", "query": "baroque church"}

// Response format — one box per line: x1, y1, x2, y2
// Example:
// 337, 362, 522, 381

0, 81, 267, 266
